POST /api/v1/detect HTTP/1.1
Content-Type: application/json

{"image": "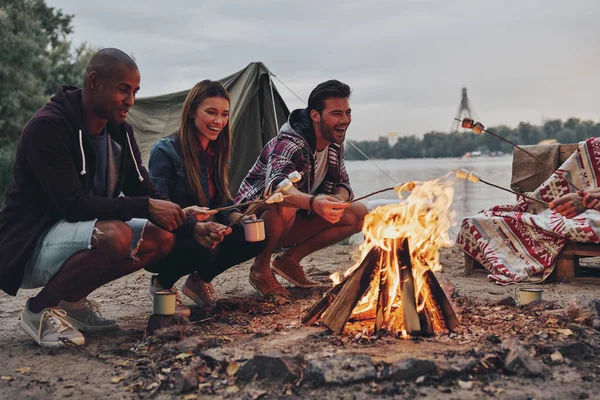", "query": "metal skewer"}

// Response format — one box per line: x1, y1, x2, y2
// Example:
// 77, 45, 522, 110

454, 169, 549, 206
455, 117, 582, 192
348, 182, 417, 204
